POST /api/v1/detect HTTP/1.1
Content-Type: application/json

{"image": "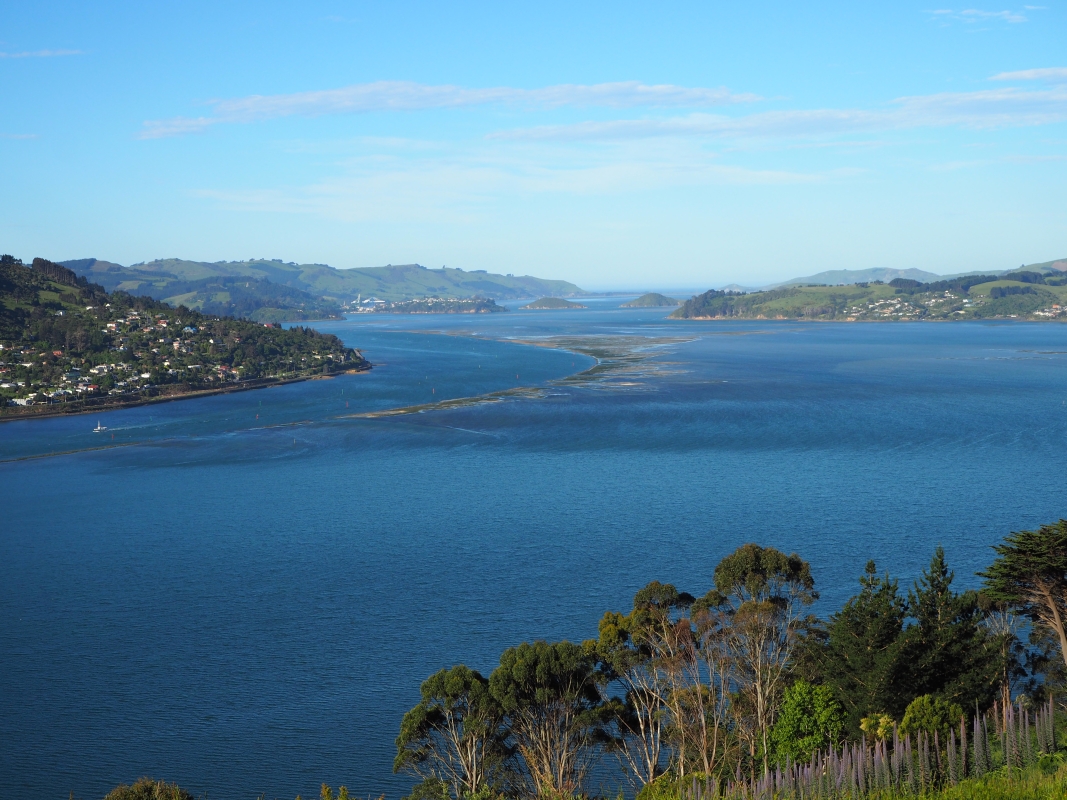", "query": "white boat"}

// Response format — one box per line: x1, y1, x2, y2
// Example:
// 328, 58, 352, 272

93, 421, 107, 432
